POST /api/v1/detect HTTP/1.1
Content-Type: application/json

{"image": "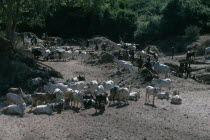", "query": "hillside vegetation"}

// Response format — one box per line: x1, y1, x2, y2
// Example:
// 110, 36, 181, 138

0, 0, 210, 49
